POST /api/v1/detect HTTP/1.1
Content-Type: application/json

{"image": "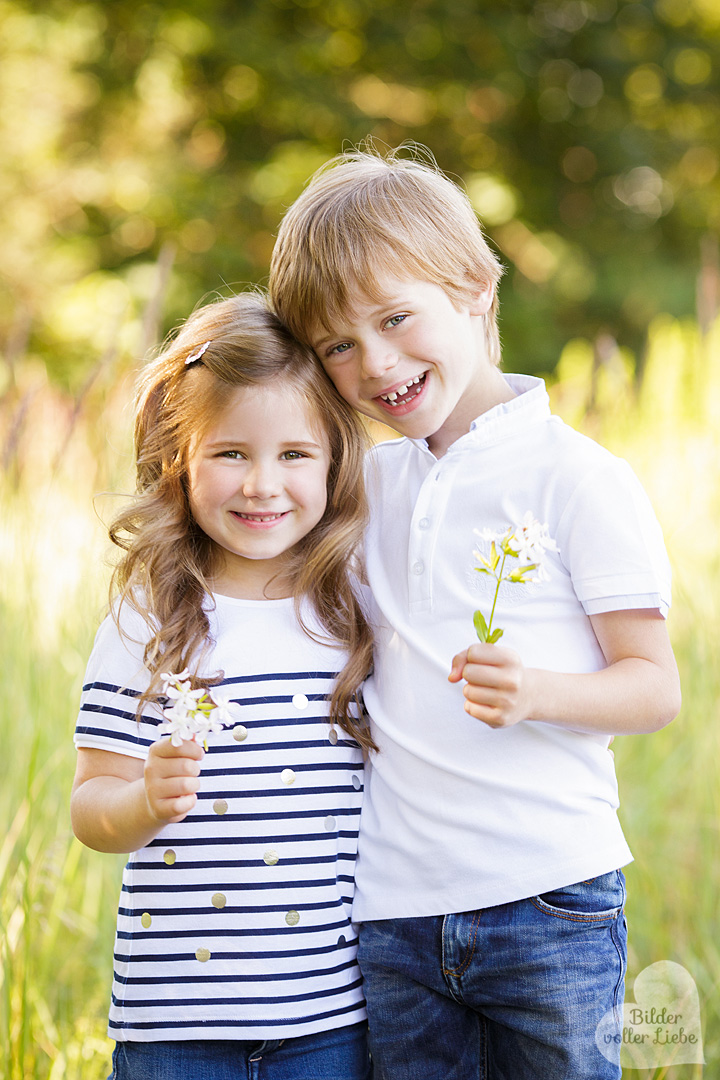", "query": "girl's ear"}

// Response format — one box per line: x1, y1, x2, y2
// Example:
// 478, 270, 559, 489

468, 283, 495, 316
